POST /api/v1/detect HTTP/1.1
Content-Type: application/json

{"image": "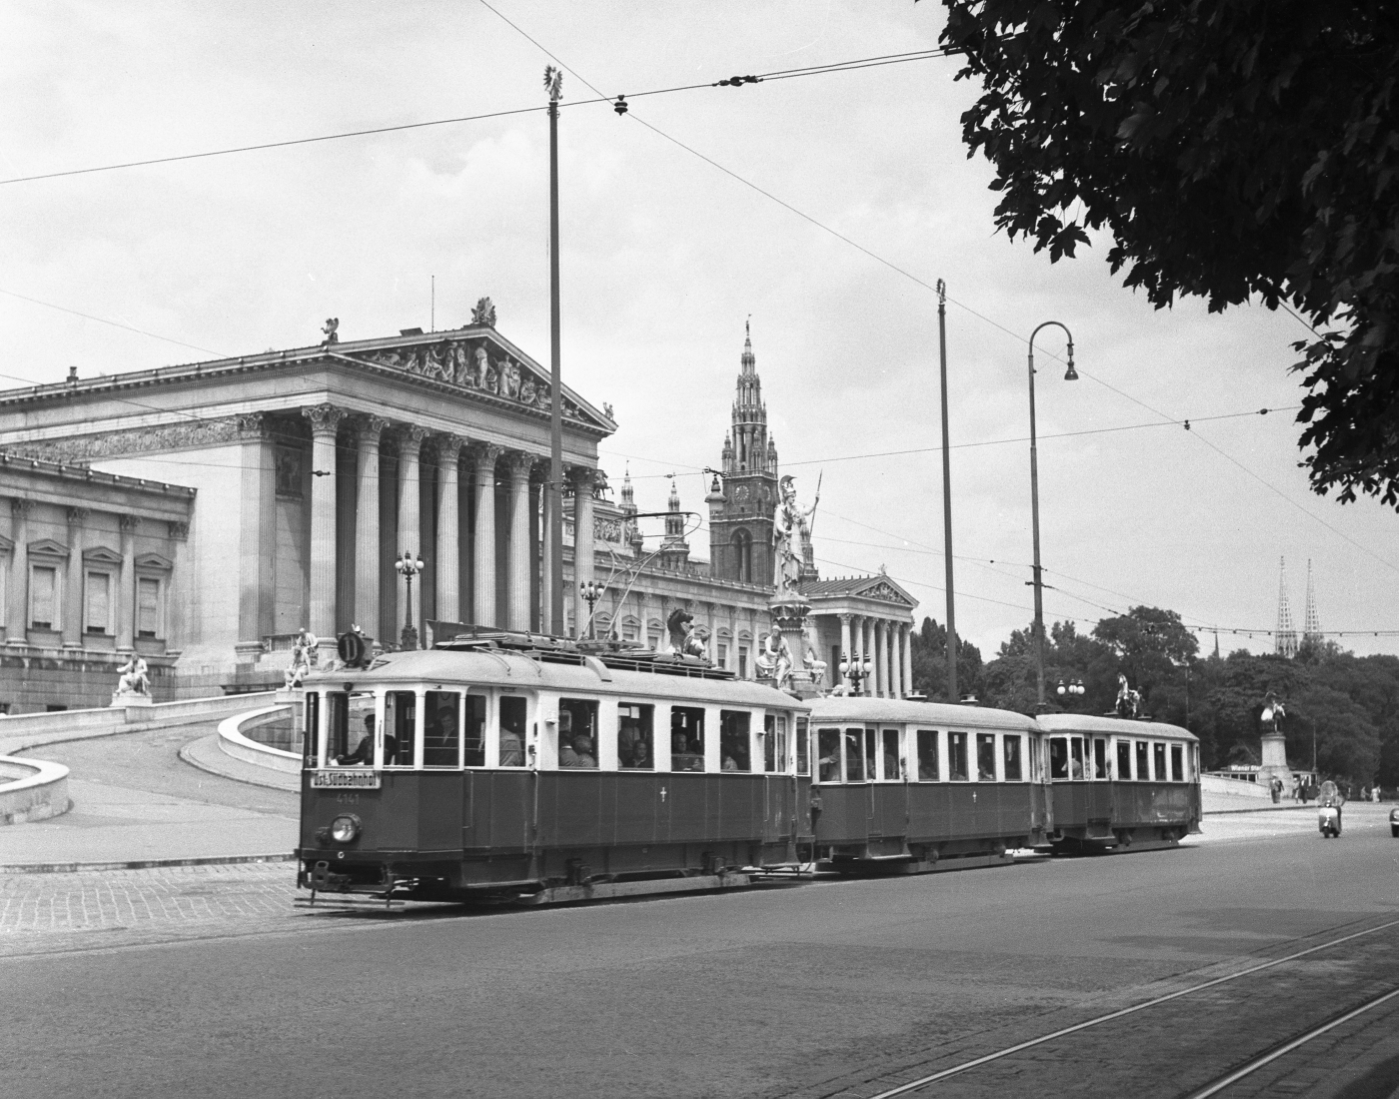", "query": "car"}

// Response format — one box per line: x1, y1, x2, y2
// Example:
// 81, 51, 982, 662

1391, 806, 1399, 838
